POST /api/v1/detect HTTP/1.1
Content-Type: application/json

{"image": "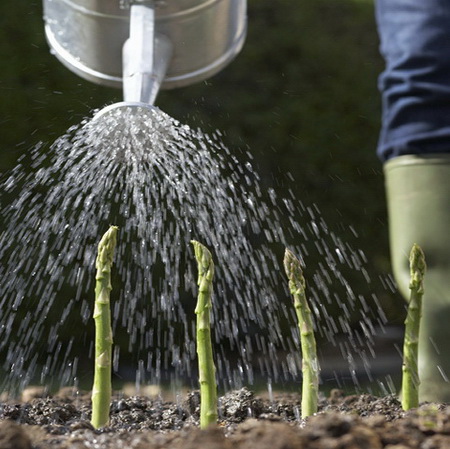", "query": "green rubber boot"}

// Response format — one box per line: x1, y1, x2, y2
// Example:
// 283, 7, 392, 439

385, 154, 450, 402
